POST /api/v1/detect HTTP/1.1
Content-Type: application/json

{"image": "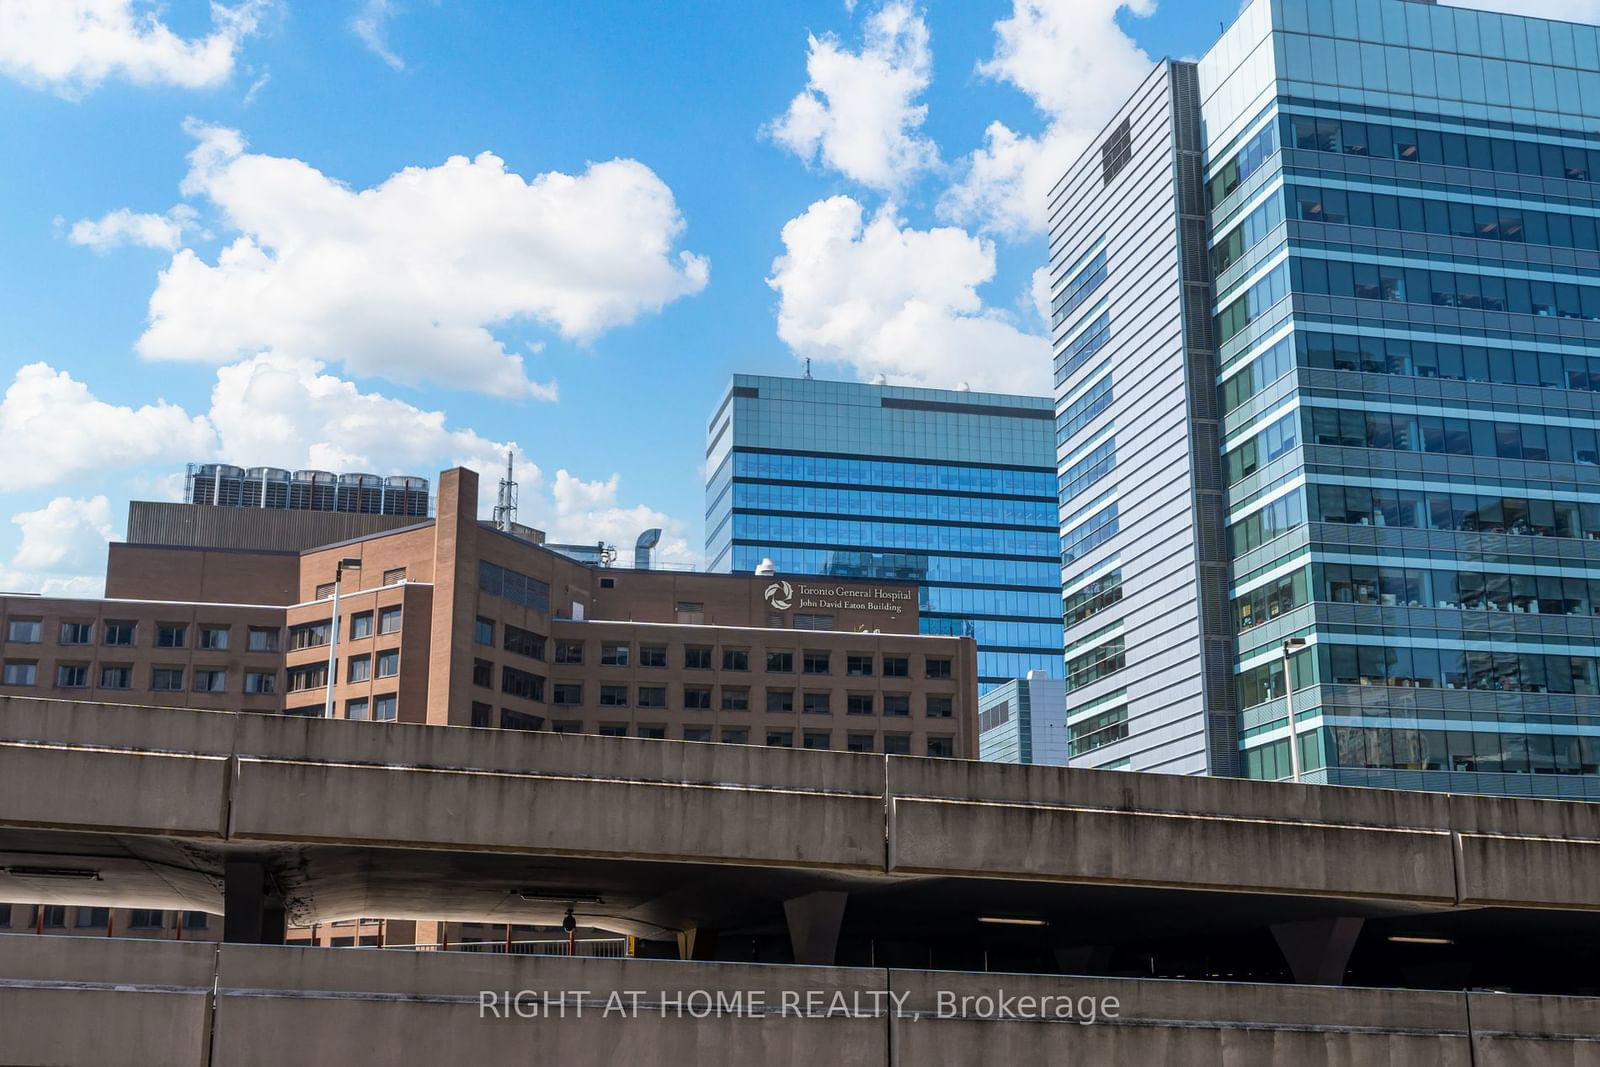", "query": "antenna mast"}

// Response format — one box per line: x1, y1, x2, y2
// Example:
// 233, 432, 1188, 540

494, 449, 518, 531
